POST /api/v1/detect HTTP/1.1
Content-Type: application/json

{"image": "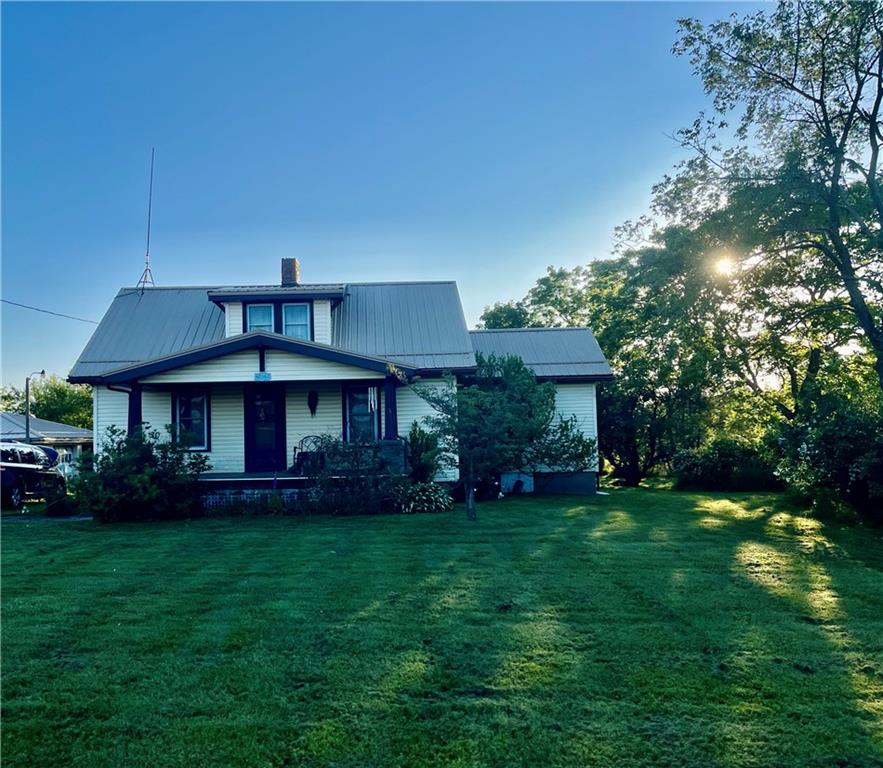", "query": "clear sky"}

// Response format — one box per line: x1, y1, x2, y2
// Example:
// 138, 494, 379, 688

2, 1, 746, 386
